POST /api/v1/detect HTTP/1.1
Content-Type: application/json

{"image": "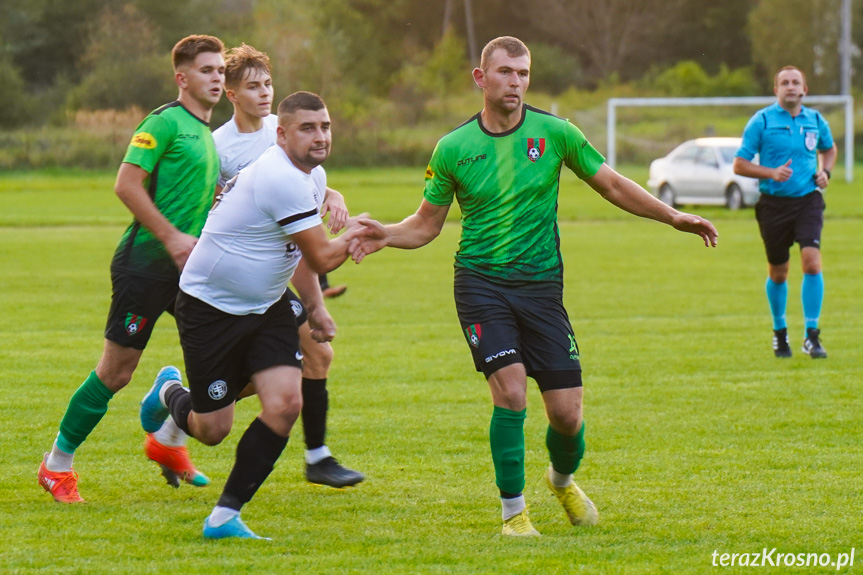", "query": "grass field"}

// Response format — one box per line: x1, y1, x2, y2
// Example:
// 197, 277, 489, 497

1, 167, 862, 574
